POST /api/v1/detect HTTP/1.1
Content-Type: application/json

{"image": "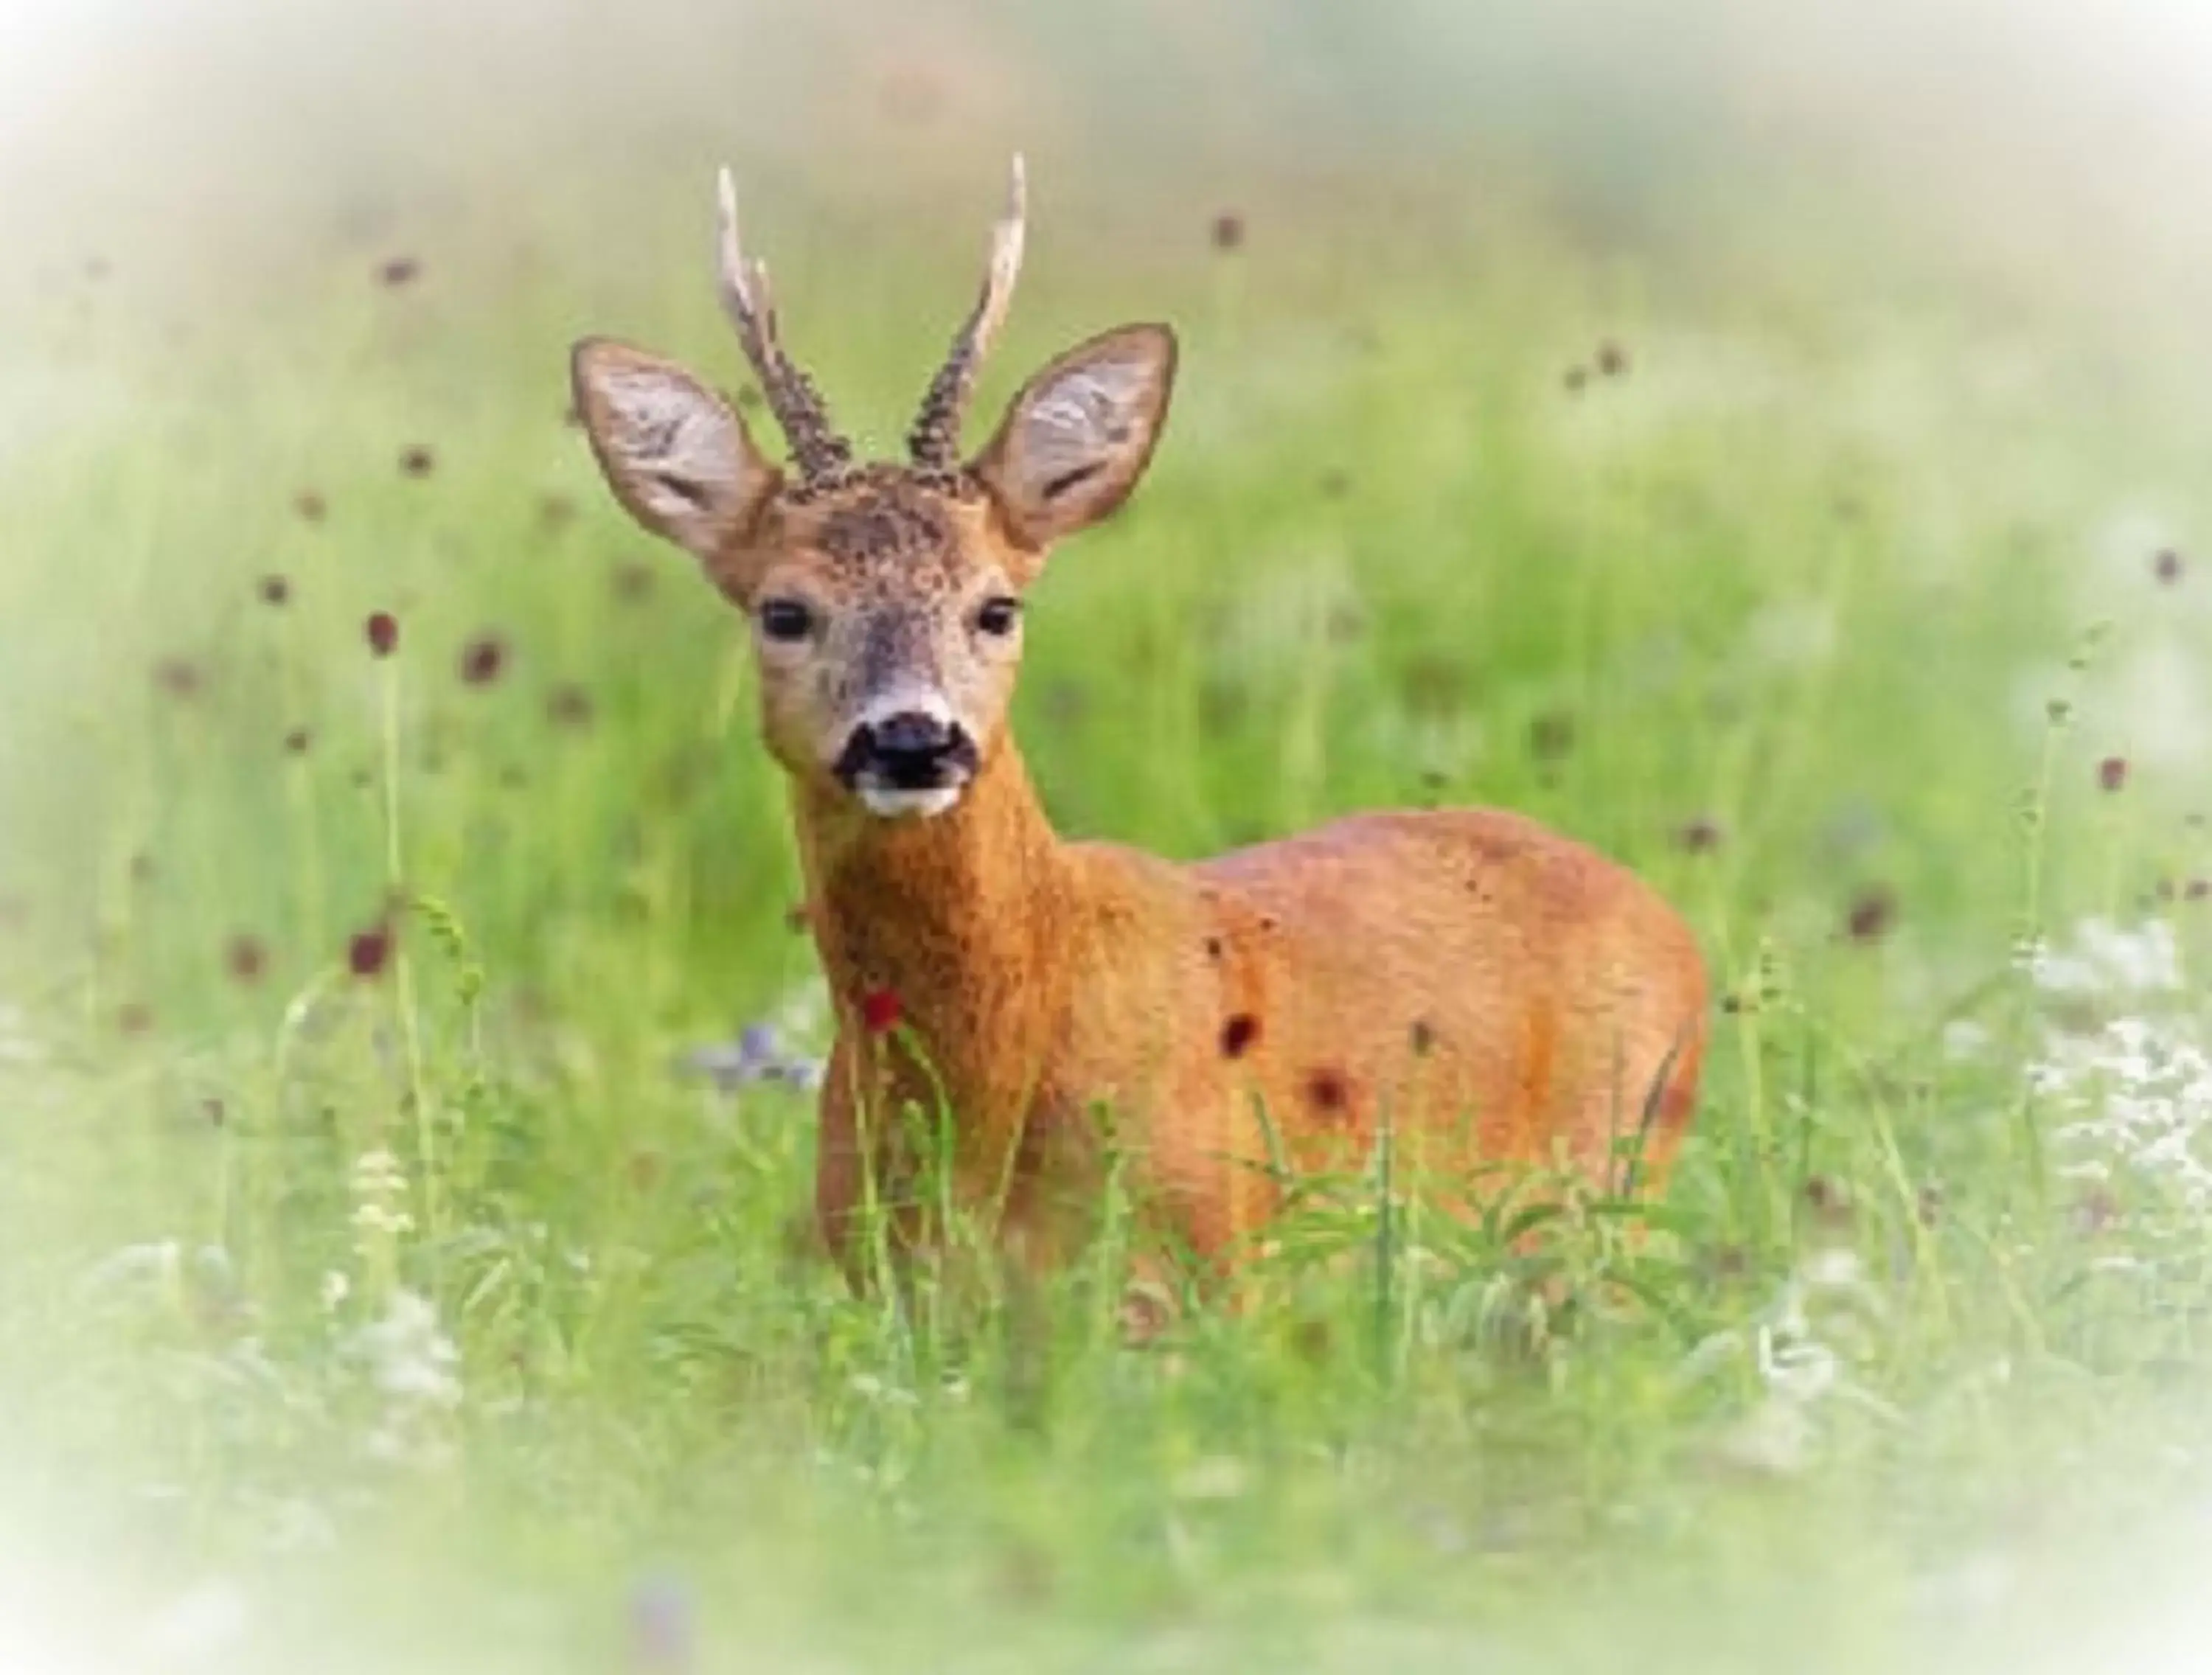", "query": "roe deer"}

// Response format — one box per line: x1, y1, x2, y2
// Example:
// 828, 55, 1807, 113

570, 159, 1708, 1297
